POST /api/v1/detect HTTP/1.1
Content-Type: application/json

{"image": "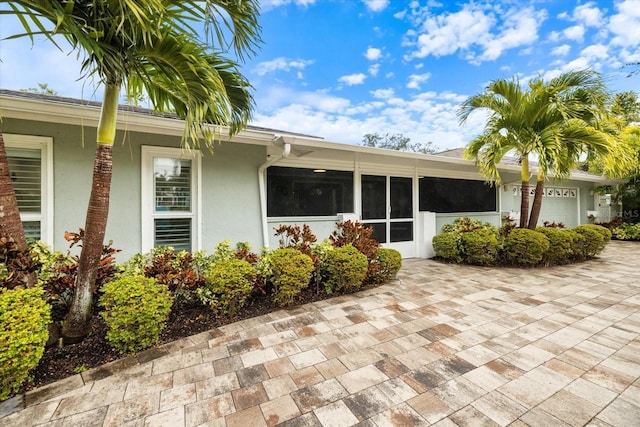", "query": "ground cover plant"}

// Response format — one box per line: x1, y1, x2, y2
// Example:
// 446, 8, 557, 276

432, 217, 612, 267
597, 219, 640, 241
0, 221, 401, 400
